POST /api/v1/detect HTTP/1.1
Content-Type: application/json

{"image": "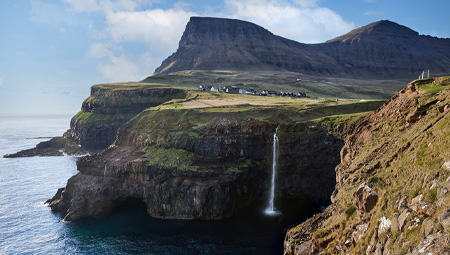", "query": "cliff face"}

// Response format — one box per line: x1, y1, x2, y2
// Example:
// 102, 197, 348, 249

284, 77, 450, 254
48, 106, 349, 221
69, 84, 186, 149
155, 17, 338, 76
155, 17, 450, 79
